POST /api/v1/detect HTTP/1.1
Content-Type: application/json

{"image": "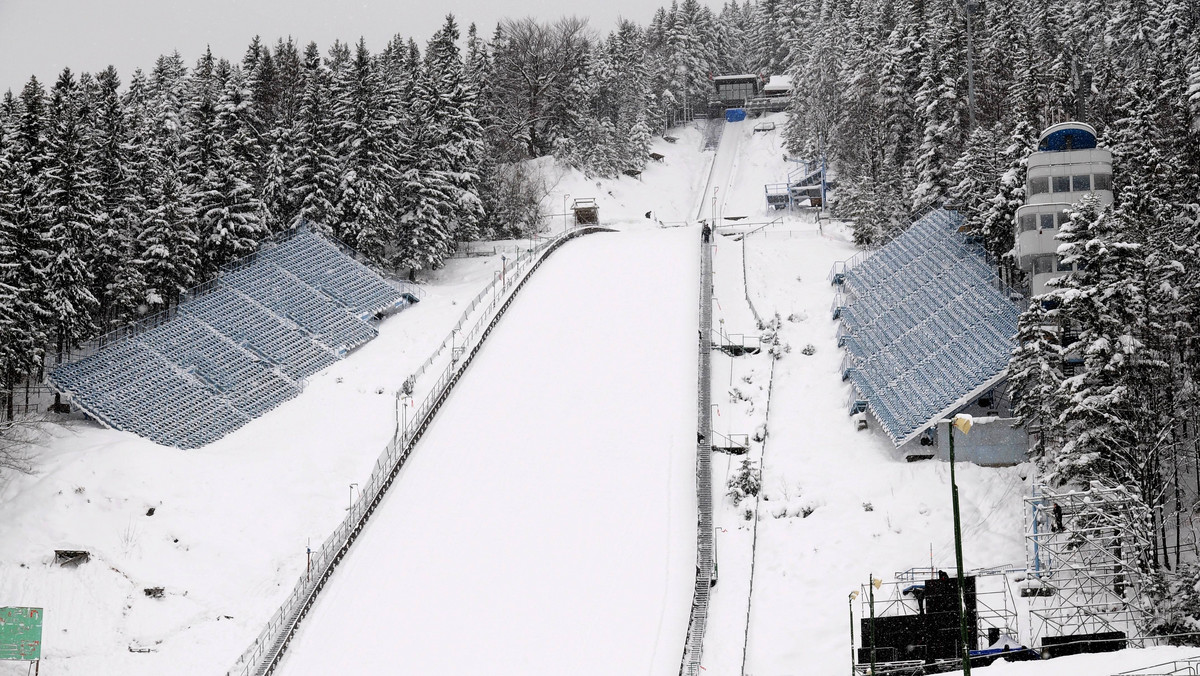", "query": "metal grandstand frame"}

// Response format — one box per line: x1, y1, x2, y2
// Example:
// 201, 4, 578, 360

48, 224, 427, 449
829, 208, 1026, 447
1114, 656, 1200, 676
62, 223, 425, 357
1023, 482, 1153, 647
